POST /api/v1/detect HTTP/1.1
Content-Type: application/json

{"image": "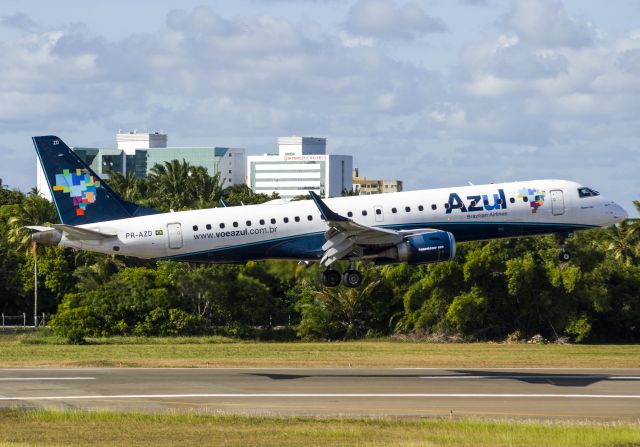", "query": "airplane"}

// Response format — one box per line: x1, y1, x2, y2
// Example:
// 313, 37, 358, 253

29, 136, 628, 288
